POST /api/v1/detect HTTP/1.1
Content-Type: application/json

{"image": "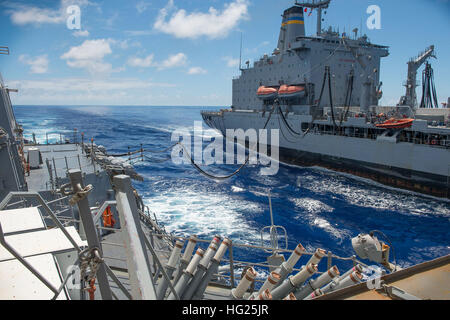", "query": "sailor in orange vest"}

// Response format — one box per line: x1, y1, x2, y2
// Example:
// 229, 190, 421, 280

102, 206, 116, 229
